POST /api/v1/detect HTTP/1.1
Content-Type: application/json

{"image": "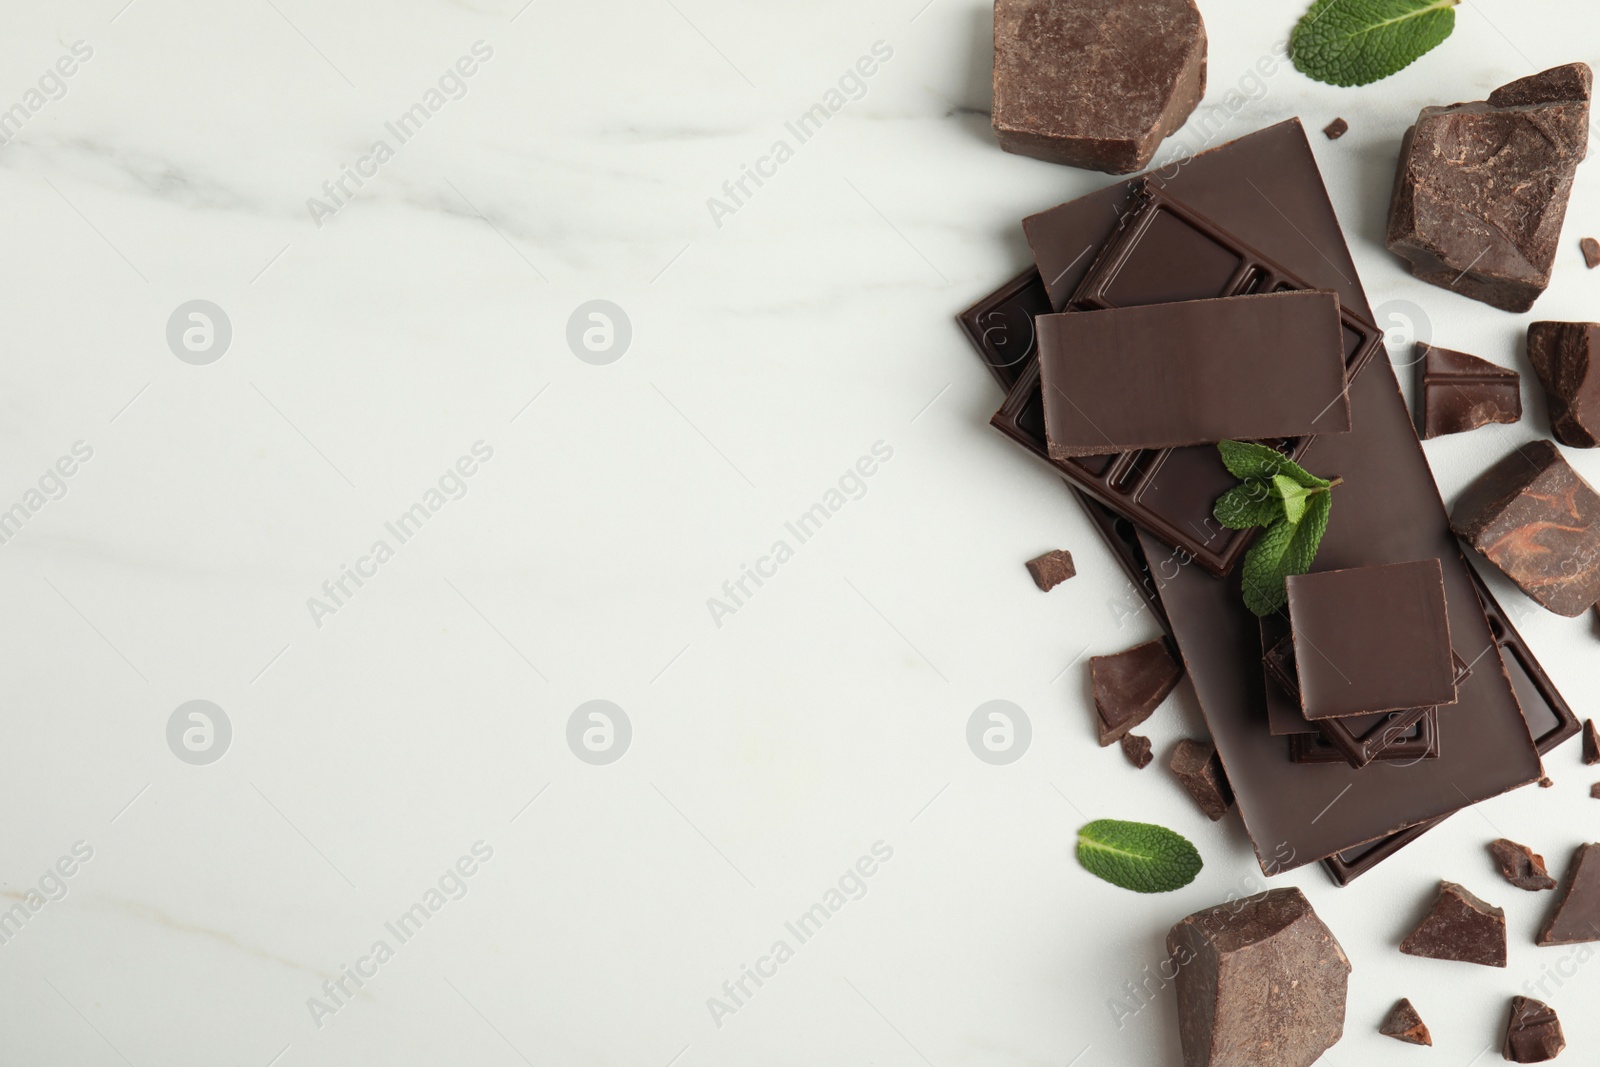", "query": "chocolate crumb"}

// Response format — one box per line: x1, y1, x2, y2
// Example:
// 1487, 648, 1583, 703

1592, 783, 1600, 800
1119, 731, 1153, 769
1322, 117, 1348, 140
1378, 998, 1431, 1046
1539, 776, 1555, 788
1489, 838, 1557, 891
1504, 996, 1565, 1062
1399, 880, 1507, 966
1168, 738, 1233, 821
1025, 549, 1076, 591
1583, 719, 1598, 764
1583, 237, 1600, 269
